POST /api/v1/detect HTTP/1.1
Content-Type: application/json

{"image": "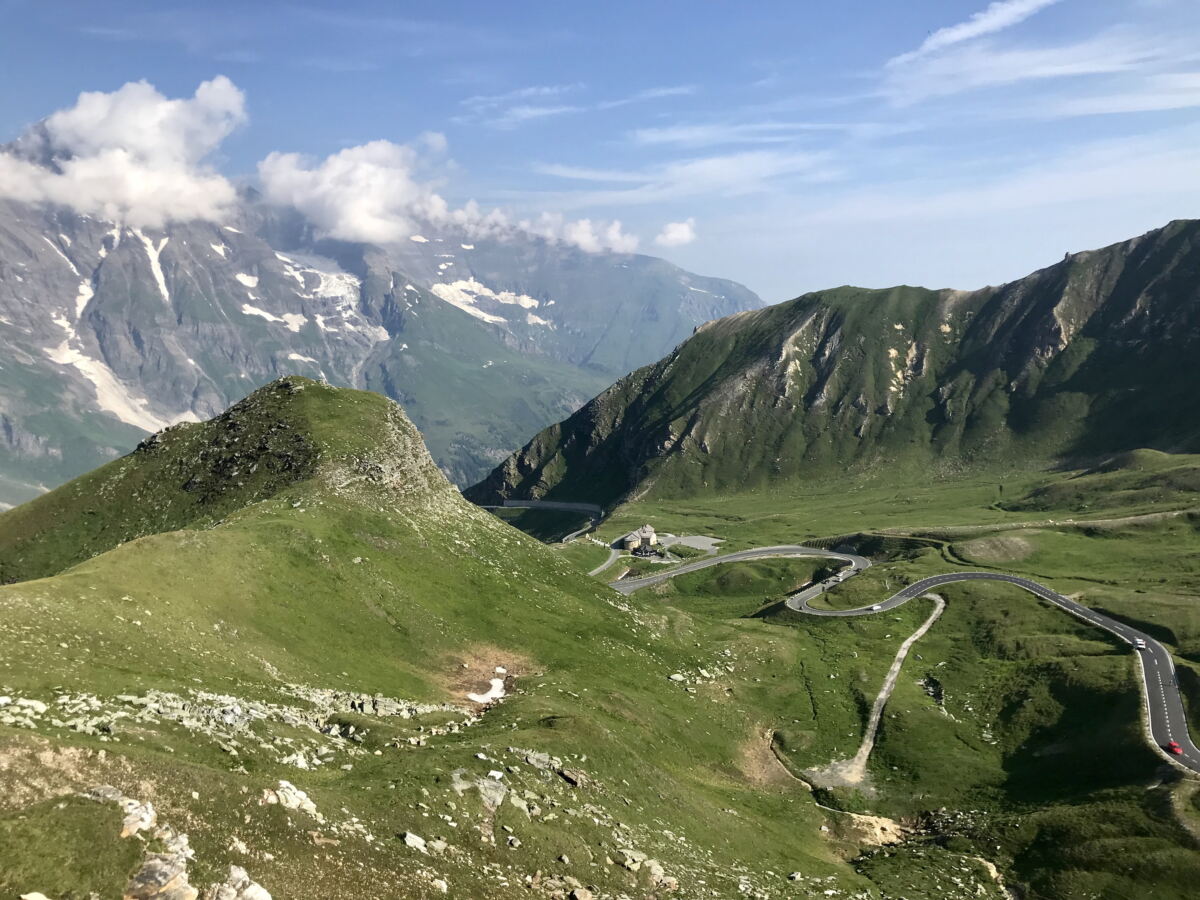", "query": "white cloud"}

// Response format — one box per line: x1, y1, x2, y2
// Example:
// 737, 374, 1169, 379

630, 121, 844, 147
258, 140, 452, 244
889, 0, 1062, 66
596, 85, 696, 110
259, 137, 640, 254
655, 219, 697, 247
457, 84, 585, 128
458, 82, 694, 127
534, 149, 836, 207
0, 76, 245, 227
519, 213, 639, 253
489, 104, 584, 128
461, 83, 581, 111
1043, 71, 1200, 117
772, 127, 1200, 228
882, 30, 1165, 105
